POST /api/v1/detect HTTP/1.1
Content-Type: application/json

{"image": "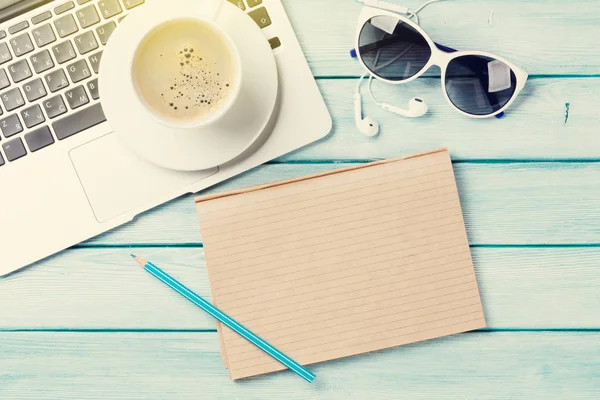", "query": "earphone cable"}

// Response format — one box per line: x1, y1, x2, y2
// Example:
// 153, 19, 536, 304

354, 0, 445, 23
